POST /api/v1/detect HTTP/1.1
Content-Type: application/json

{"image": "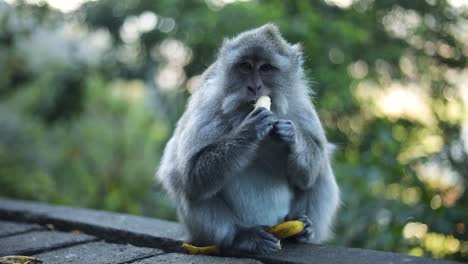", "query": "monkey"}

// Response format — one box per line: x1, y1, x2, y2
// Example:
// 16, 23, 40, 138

157, 24, 339, 255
